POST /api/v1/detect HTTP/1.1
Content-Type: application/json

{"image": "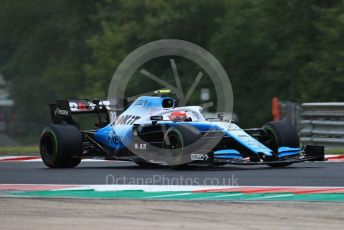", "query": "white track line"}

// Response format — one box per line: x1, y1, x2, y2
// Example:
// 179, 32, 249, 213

145, 192, 193, 199
247, 194, 294, 200
81, 185, 227, 192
